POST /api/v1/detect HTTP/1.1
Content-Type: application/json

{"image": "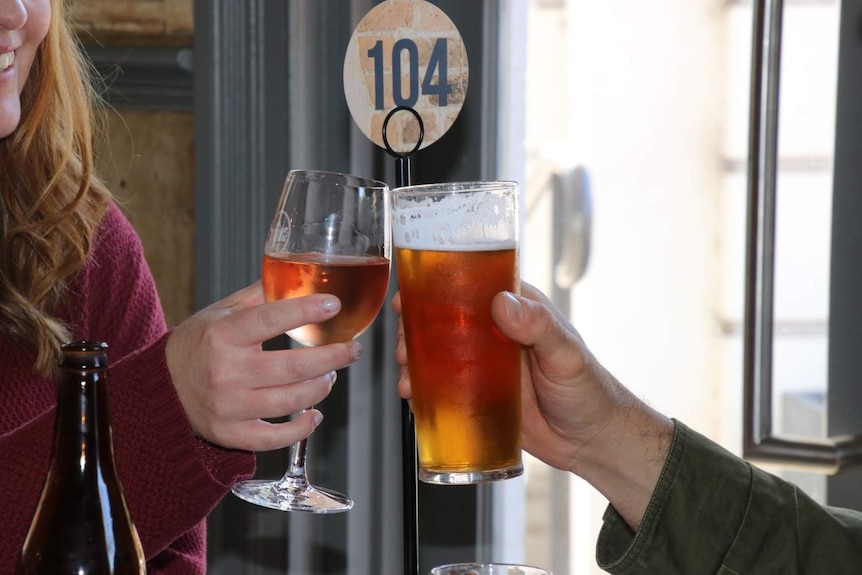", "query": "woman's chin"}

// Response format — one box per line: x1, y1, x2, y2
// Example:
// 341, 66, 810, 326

0, 98, 22, 139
